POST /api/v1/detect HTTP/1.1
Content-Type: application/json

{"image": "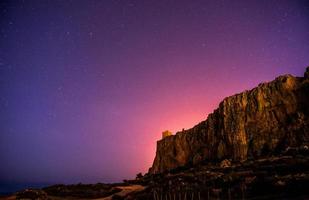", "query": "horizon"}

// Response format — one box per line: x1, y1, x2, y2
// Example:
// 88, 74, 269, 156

1, 0, 309, 194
